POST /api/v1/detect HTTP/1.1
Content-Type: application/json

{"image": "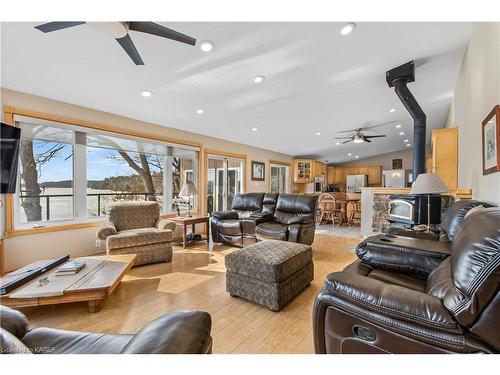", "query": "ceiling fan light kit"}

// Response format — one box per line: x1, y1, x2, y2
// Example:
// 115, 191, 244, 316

34, 21, 198, 65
